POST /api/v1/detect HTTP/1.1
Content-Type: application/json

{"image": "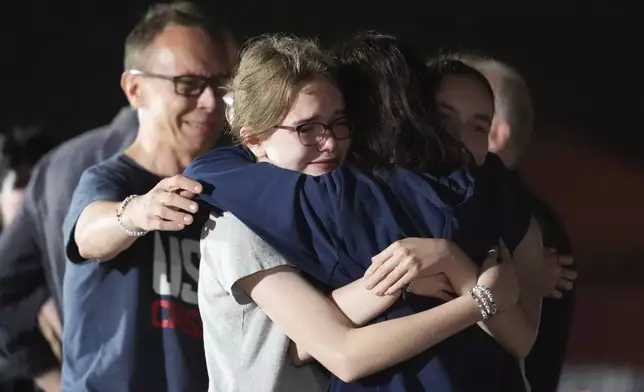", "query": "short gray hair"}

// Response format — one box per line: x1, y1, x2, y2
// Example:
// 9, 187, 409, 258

123, 2, 228, 71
